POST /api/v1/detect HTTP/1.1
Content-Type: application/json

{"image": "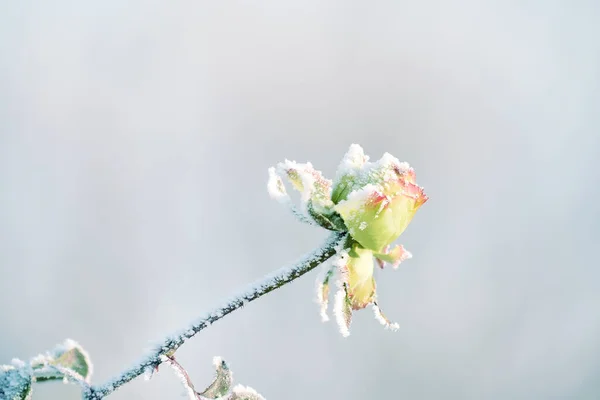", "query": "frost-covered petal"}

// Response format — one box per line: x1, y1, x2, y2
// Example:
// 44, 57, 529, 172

334, 185, 394, 252
337, 244, 376, 310
230, 384, 266, 400
361, 152, 412, 191
372, 302, 399, 331
334, 180, 427, 252
316, 264, 336, 322
332, 144, 369, 204
374, 244, 412, 269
